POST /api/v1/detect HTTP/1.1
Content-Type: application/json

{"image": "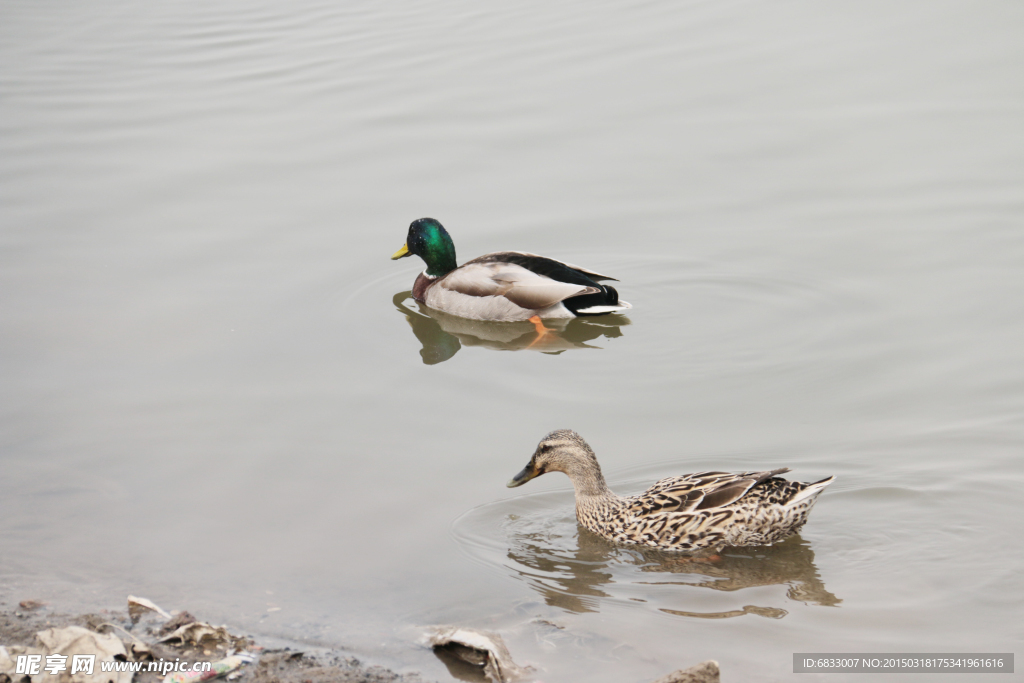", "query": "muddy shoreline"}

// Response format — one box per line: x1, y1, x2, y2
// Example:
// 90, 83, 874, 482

1, 601, 721, 683
0, 603, 428, 683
